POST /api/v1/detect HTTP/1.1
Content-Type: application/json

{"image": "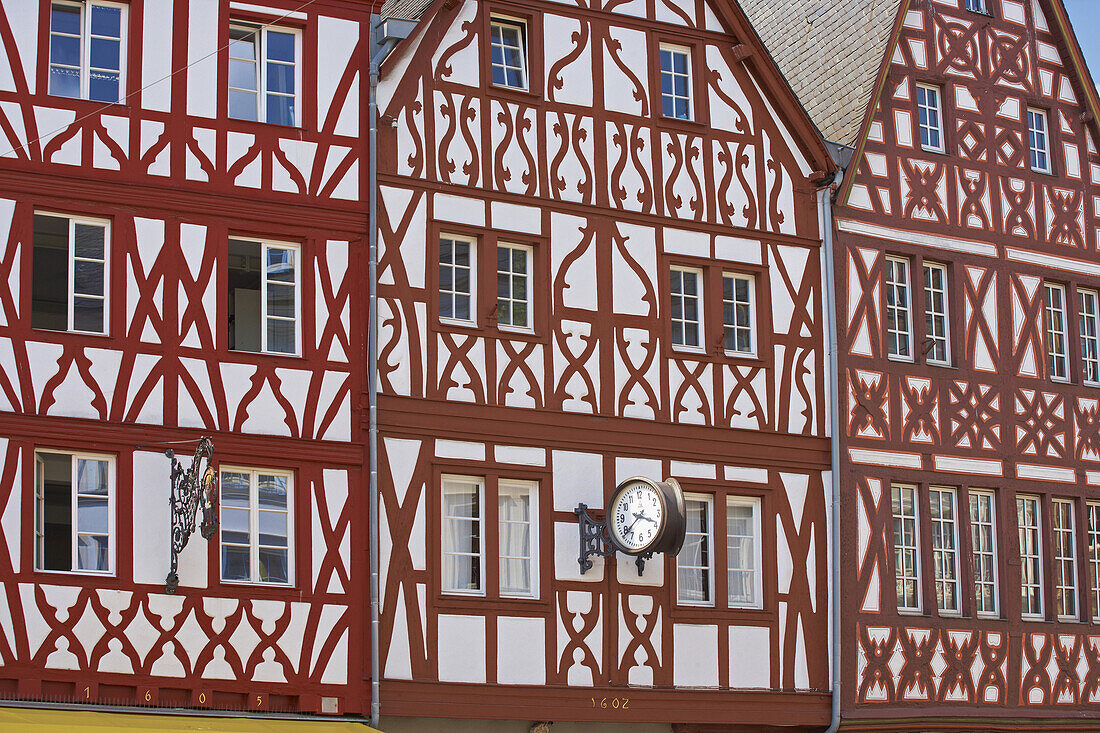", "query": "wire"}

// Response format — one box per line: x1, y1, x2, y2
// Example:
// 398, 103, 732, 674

4, 0, 324, 159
